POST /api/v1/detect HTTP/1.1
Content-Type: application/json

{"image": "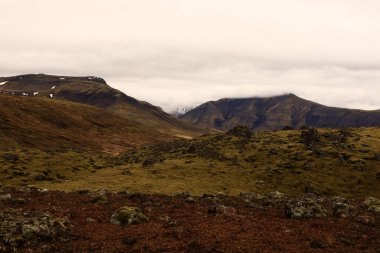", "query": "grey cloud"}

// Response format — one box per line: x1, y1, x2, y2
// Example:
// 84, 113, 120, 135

1, 0, 380, 112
